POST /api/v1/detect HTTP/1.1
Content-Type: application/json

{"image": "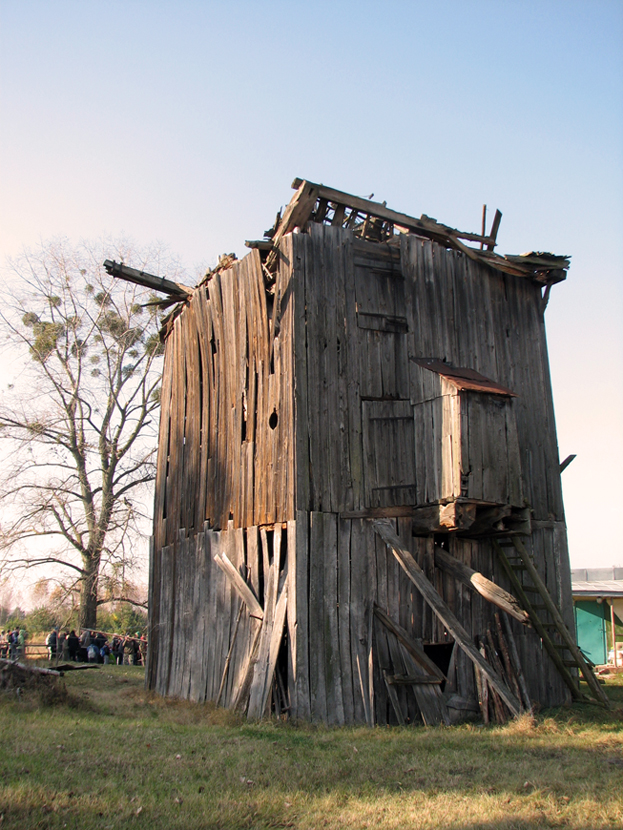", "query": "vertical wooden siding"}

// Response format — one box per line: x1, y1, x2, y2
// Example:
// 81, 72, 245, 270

295, 225, 563, 520
401, 233, 564, 521
152, 248, 296, 546
149, 223, 572, 714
